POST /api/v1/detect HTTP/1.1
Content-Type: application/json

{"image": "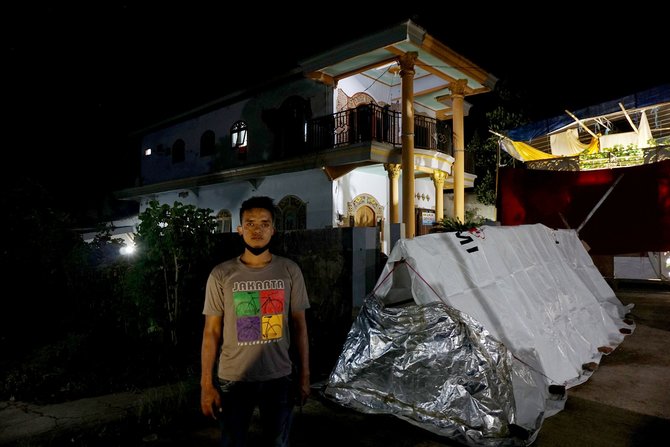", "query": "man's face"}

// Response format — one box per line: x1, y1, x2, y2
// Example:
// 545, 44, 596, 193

238, 208, 275, 248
